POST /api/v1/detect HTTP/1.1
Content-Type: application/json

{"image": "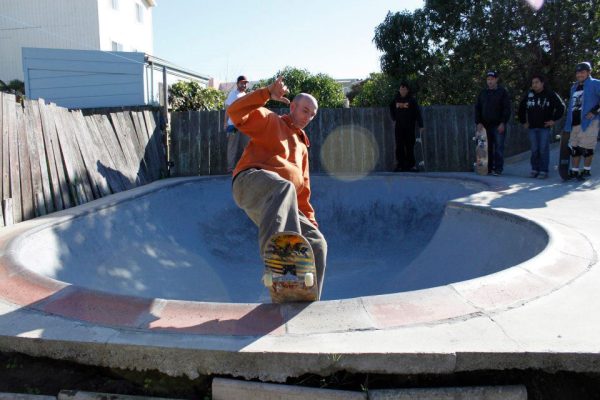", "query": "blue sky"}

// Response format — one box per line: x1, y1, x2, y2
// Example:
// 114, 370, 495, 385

153, 0, 424, 83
